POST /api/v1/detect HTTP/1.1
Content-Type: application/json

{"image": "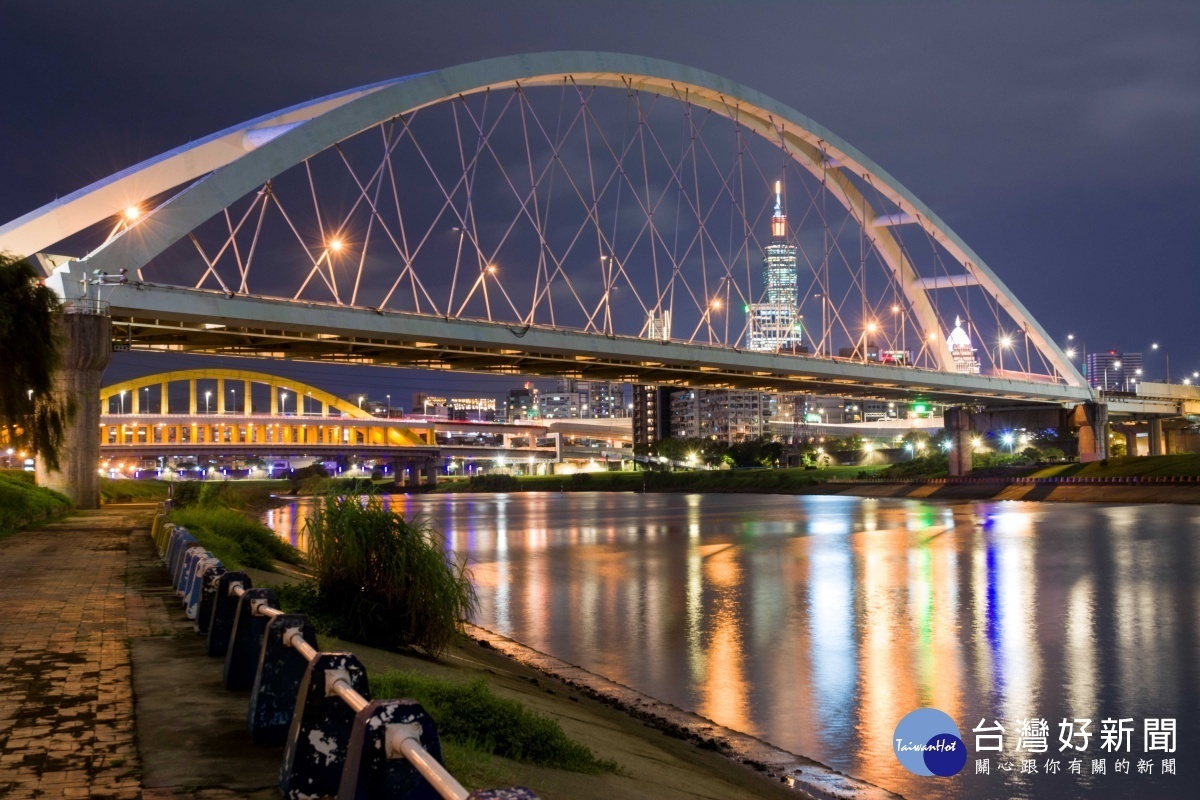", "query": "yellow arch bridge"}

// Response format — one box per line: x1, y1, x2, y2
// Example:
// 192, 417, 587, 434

96, 369, 630, 475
